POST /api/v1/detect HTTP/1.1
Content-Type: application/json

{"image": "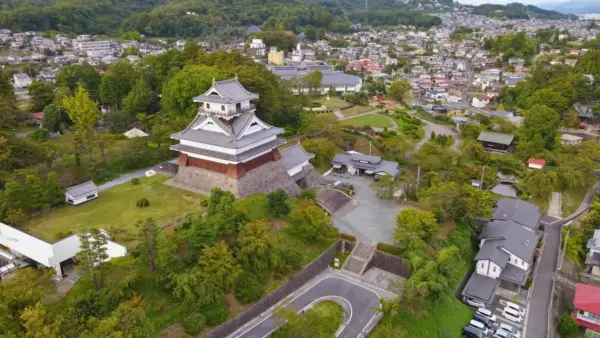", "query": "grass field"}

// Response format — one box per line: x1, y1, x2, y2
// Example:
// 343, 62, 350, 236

272, 300, 344, 338
21, 175, 204, 247
341, 114, 393, 128
562, 183, 594, 216
349, 135, 382, 156
317, 96, 351, 110
372, 294, 472, 338
341, 105, 374, 117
